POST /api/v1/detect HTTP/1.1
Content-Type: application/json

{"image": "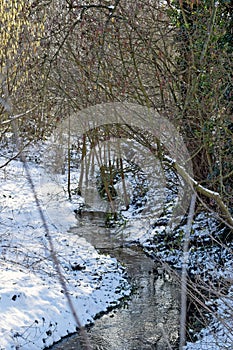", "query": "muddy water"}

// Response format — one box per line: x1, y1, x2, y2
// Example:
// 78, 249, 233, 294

52, 216, 180, 350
